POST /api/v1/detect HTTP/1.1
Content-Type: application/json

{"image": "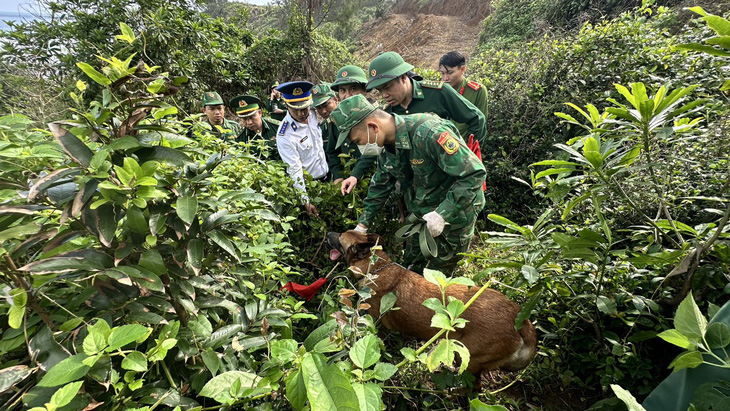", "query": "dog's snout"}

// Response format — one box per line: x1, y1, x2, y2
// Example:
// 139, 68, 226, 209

326, 232, 341, 249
